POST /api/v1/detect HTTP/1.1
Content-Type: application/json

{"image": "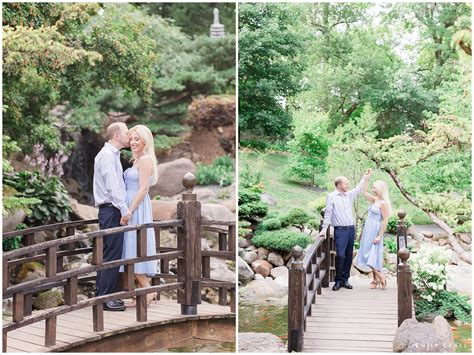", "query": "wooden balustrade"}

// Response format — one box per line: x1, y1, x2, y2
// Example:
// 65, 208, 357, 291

287, 208, 336, 352
396, 210, 413, 327
2, 173, 236, 351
